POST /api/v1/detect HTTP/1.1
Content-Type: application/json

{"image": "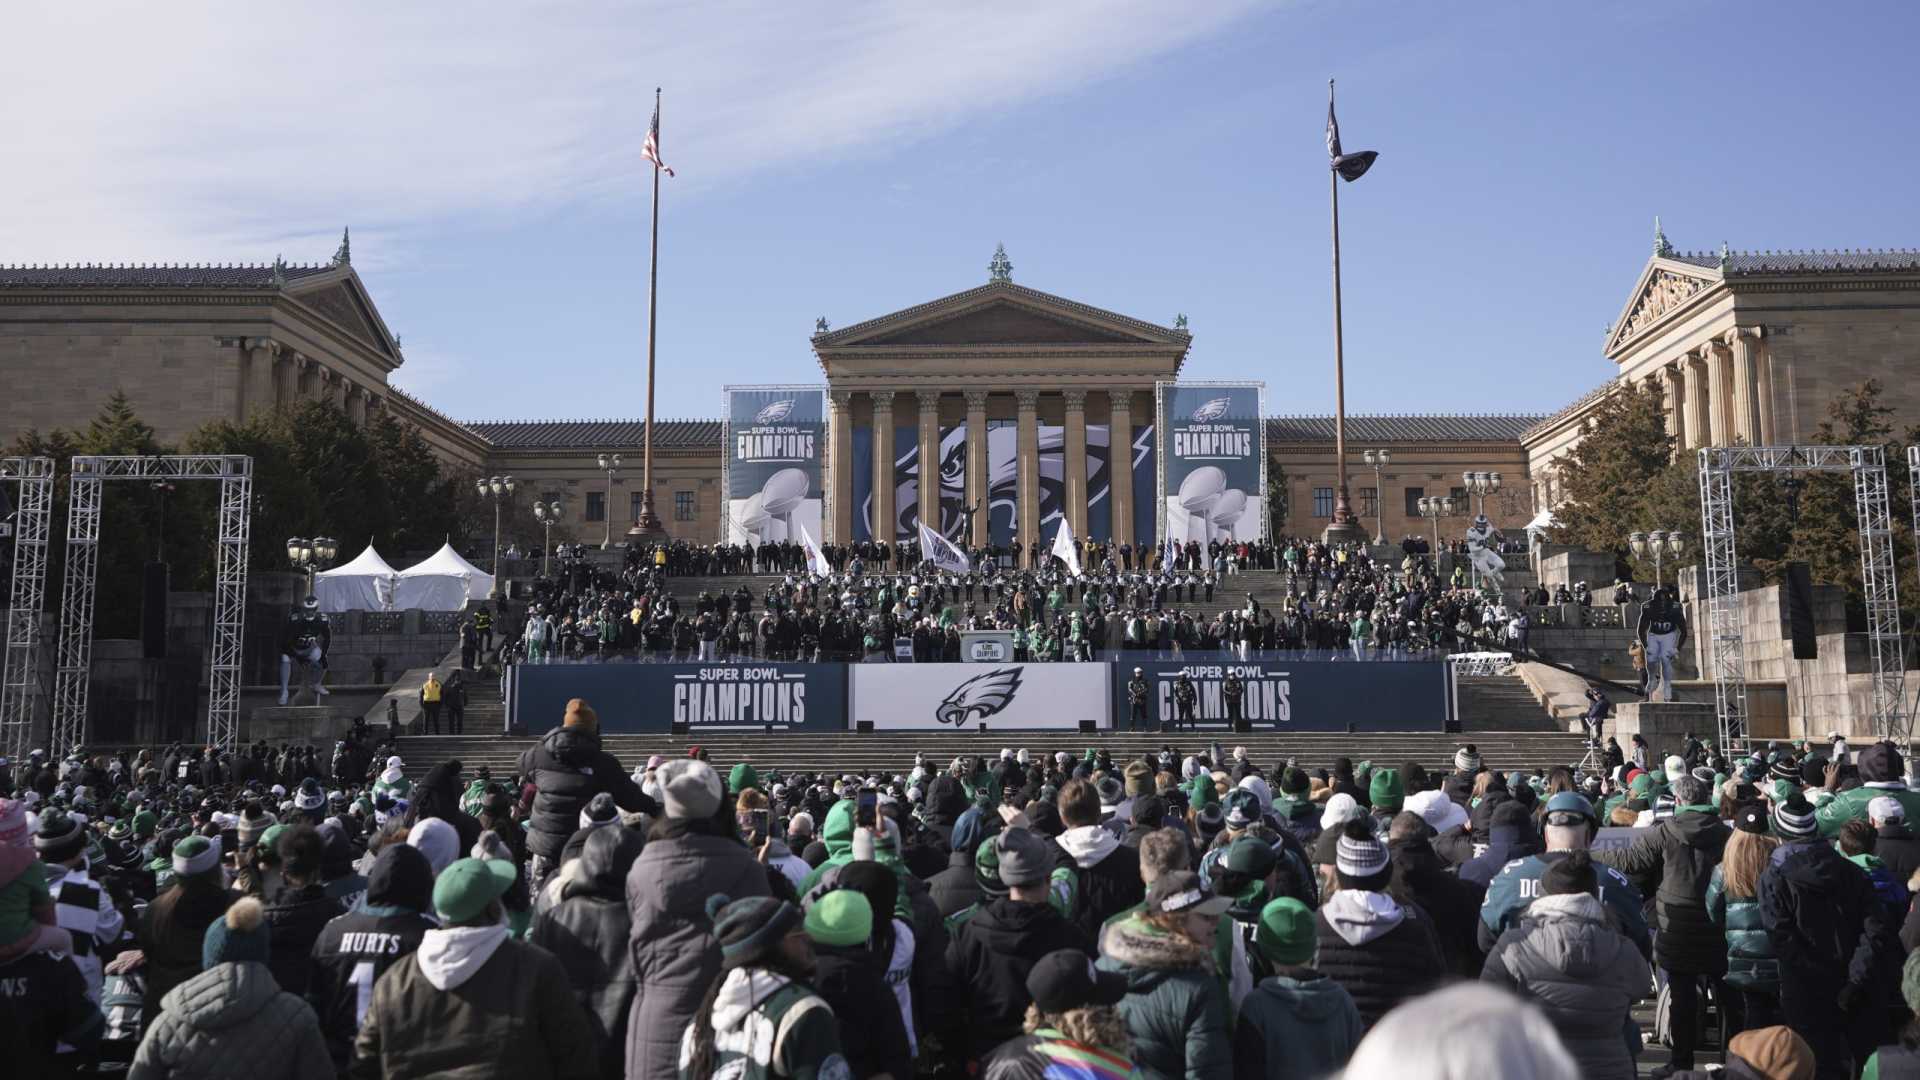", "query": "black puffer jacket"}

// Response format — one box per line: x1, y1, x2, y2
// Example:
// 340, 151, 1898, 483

1469, 787, 1512, 846
405, 761, 483, 854
1759, 838, 1899, 993
1313, 890, 1444, 1029
261, 882, 344, 996
1390, 834, 1487, 979
1053, 827, 1144, 942
928, 849, 981, 918
940, 898, 1093, 1061
529, 825, 645, 1080
517, 727, 655, 861
1597, 809, 1729, 975
813, 941, 913, 1080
